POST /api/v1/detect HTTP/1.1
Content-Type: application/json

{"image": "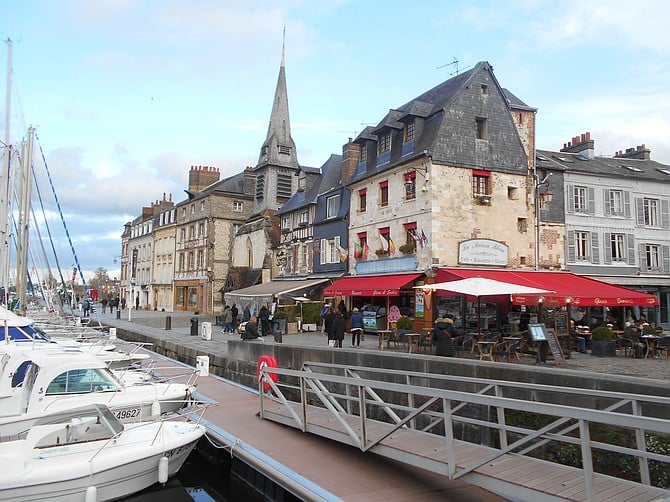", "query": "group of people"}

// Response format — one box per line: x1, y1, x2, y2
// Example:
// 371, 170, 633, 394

100, 297, 121, 313
320, 301, 365, 348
